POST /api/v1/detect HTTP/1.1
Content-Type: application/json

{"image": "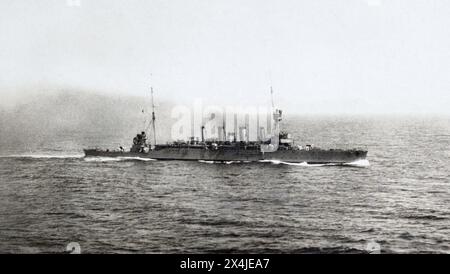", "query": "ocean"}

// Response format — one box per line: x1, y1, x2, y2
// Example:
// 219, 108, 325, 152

0, 115, 449, 253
